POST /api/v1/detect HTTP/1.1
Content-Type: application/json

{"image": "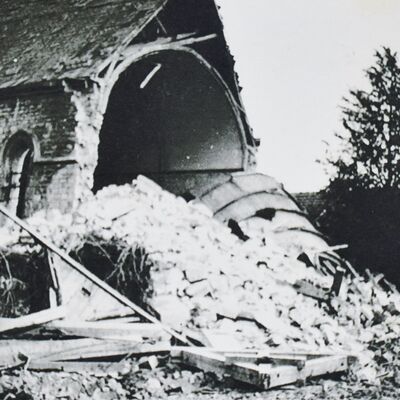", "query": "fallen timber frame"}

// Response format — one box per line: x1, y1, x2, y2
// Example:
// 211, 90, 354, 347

172, 348, 354, 390
0, 204, 190, 345
0, 338, 355, 390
